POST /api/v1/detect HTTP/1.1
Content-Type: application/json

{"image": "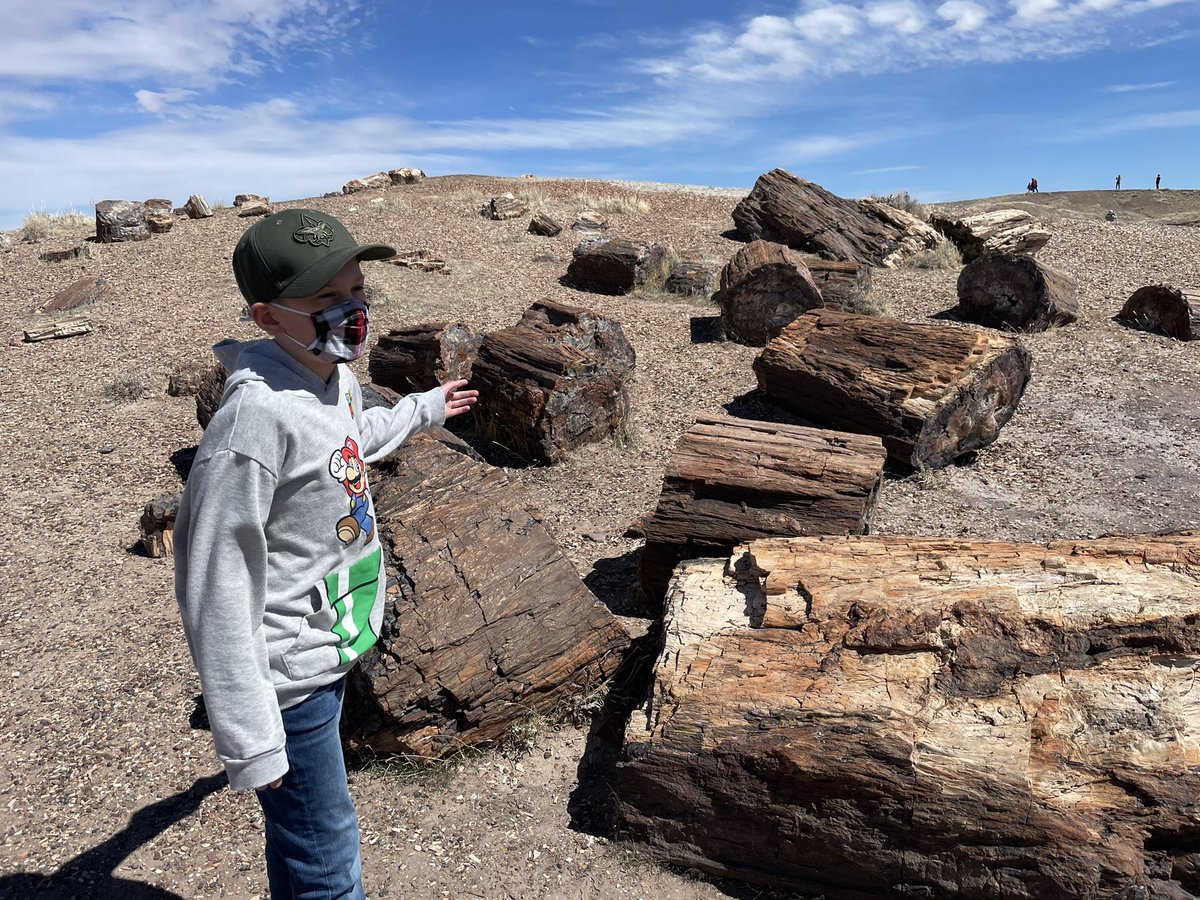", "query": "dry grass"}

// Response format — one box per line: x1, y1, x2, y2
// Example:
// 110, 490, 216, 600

838, 291, 893, 317
572, 192, 652, 215
20, 207, 92, 243
902, 241, 963, 270
101, 372, 156, 403
870, 190, 926, 219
